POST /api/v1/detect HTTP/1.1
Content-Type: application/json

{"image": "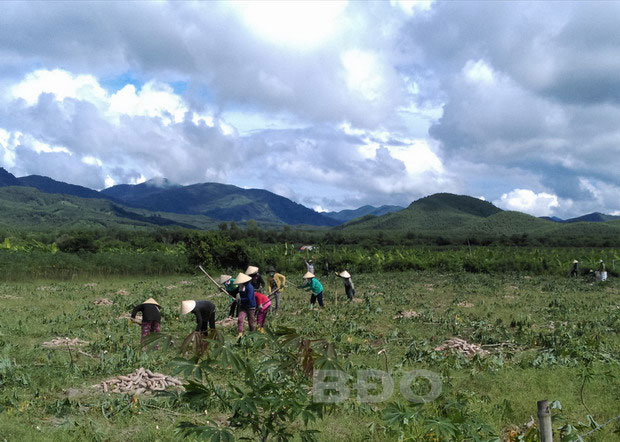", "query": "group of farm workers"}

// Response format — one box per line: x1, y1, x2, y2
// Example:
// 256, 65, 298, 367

568, 259, 608, 281
129, 263, 356, 344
